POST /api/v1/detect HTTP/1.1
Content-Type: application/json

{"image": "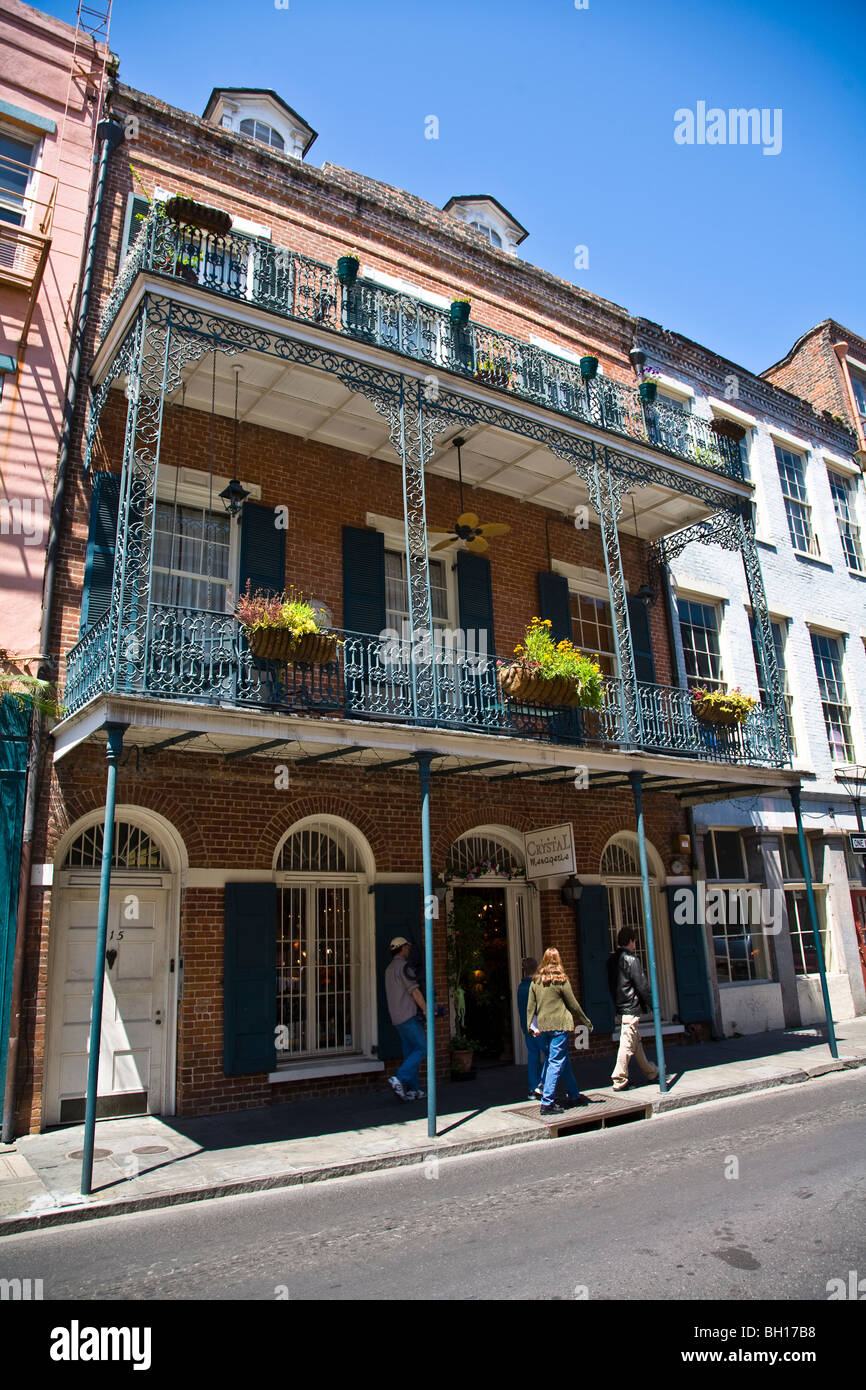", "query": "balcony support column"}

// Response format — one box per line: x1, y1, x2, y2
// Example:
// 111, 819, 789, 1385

789, 785, 838, 1059
81, 722, 126, 1197
359, 380, 450, 722
629, 771, 668, 1092
417, 751, 438, 1138
588, 454, 644, 748
738, 511, 786, 765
